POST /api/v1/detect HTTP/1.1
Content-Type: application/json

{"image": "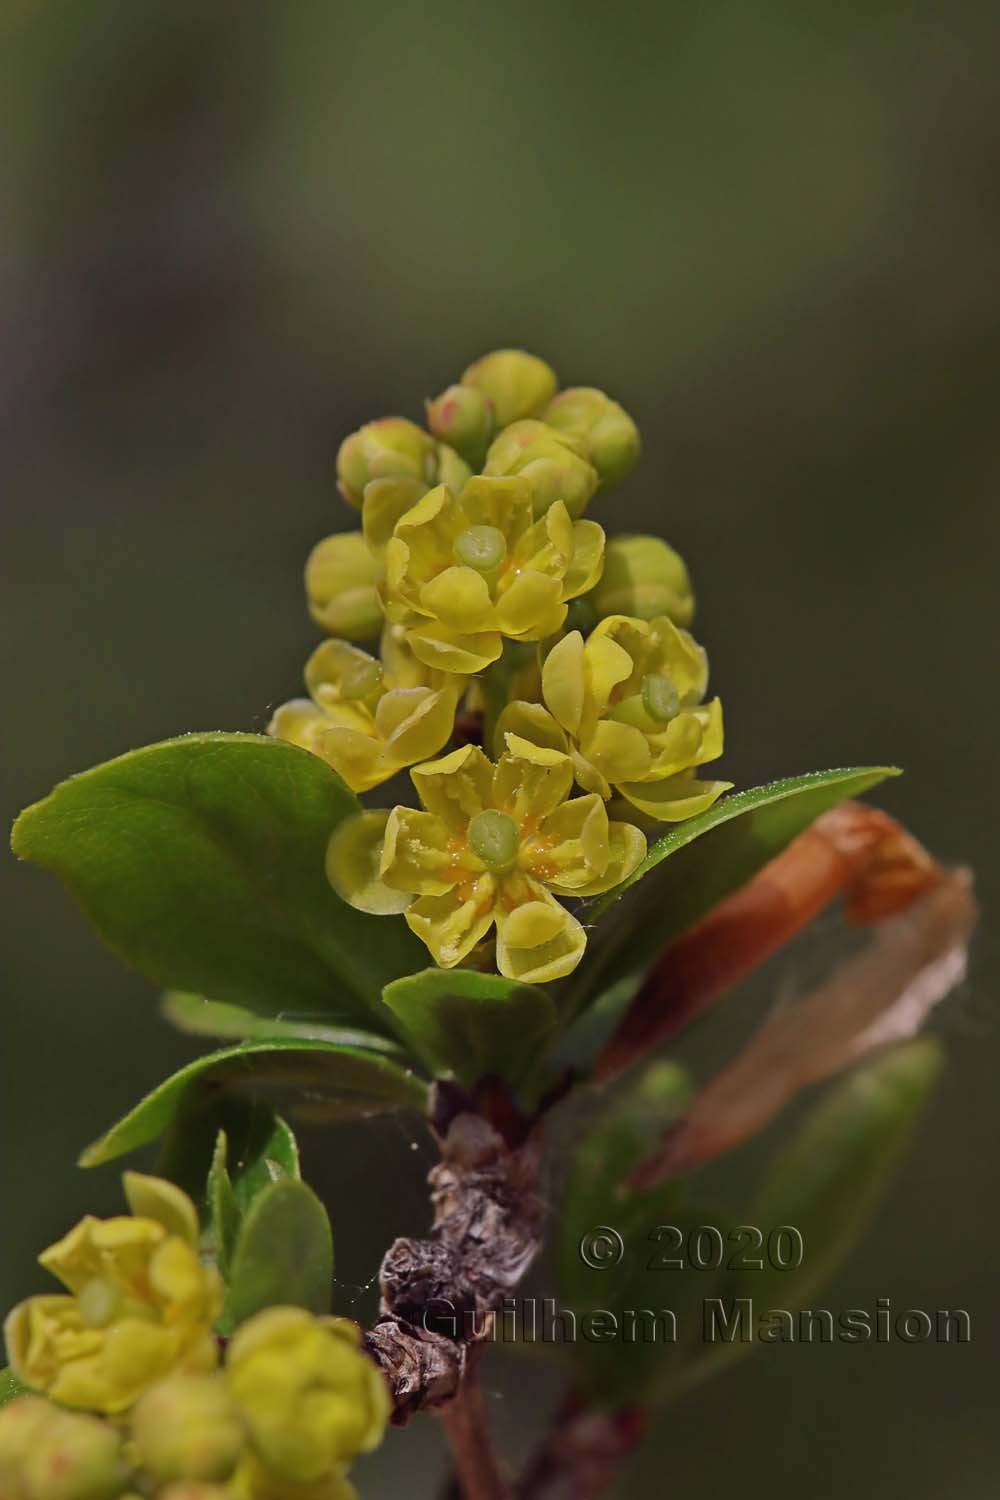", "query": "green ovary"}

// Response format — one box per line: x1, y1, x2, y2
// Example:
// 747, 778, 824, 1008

454, 525, 507, 572
467, 810, 521, 872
